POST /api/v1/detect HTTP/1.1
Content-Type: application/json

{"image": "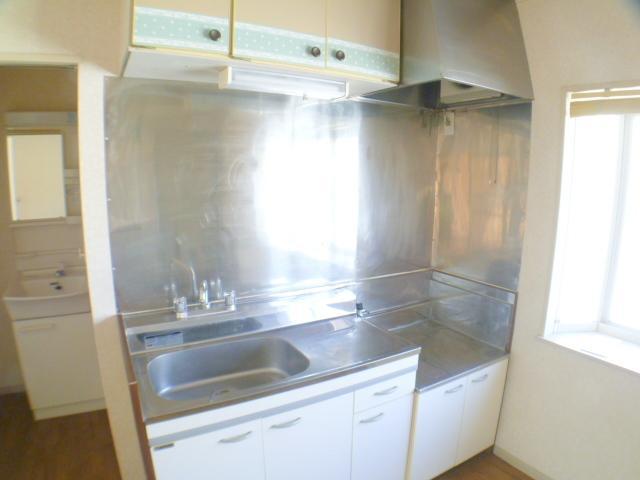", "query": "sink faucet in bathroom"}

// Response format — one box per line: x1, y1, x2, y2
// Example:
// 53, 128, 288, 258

55, 263, 66, 277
